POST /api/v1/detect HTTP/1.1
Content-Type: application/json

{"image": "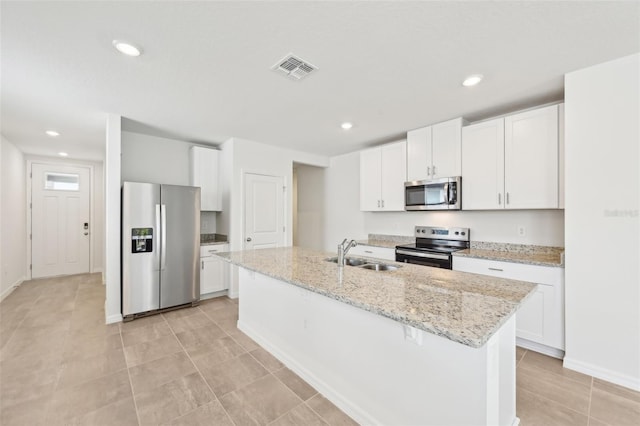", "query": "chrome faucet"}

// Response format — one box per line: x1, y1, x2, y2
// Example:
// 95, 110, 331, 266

337, 239, 358, 266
